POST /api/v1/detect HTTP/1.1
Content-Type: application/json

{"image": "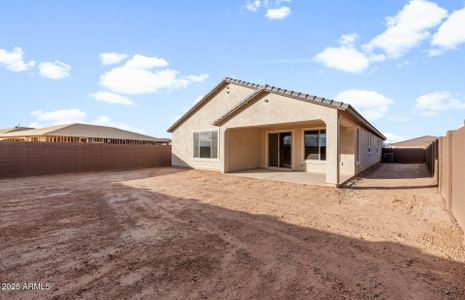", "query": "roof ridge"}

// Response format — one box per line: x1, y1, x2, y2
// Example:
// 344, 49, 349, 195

168, 77, 385, 140
225, 76, 347, 107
